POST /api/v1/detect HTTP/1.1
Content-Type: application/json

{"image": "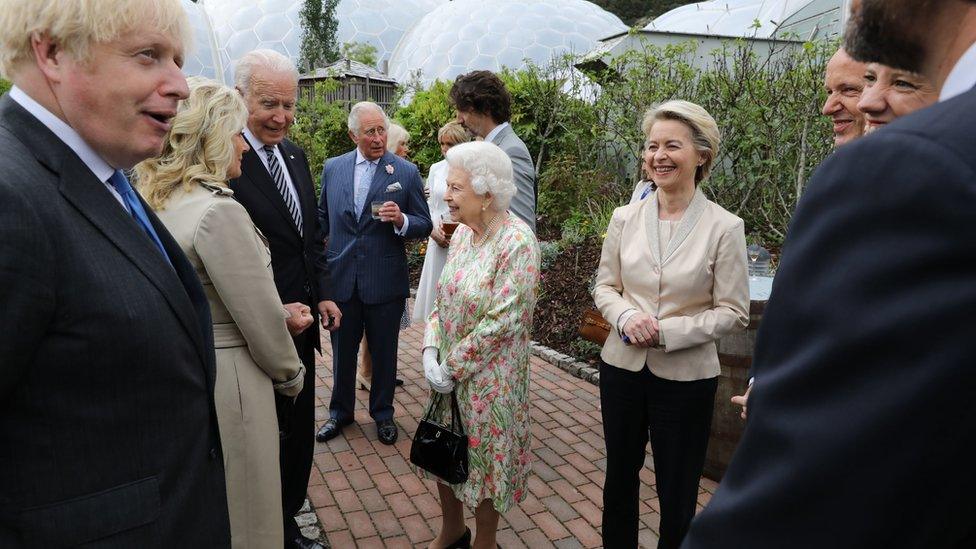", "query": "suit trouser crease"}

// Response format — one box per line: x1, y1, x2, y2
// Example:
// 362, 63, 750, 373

279, 329, 317, 539
599, 361, 717, 549
330, 293, 404, 423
